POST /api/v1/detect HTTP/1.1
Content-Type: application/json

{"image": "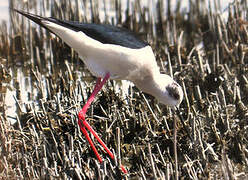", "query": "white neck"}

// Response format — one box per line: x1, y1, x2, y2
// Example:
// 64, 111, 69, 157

133, 73, 183, 107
